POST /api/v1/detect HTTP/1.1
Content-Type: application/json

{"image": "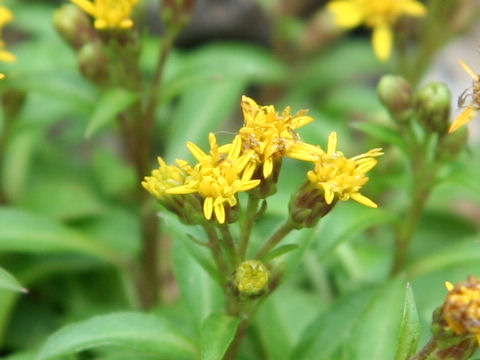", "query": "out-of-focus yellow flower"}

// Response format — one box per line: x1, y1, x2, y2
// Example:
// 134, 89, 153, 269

167, 133, 260, 224
69, 0, 140, 29
0, 73, 4, 79
0, 2, 15, 63
239, 96, 313, 178
443, 277, 480, 344
288, 132, 383, 207
142, 157, 186, 203
449, 60, 480, 133
327, 0, 426, 61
